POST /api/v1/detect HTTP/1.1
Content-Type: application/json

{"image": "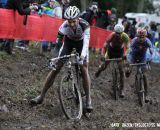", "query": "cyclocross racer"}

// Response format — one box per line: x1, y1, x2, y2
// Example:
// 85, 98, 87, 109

31, 6, 93, 112
126, 28, 153, 102
95, 24, 130, 97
